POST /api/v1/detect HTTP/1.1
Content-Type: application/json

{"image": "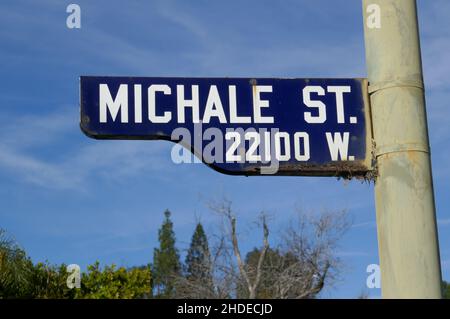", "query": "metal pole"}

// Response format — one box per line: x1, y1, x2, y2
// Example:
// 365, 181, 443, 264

362, 0, 442, 298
